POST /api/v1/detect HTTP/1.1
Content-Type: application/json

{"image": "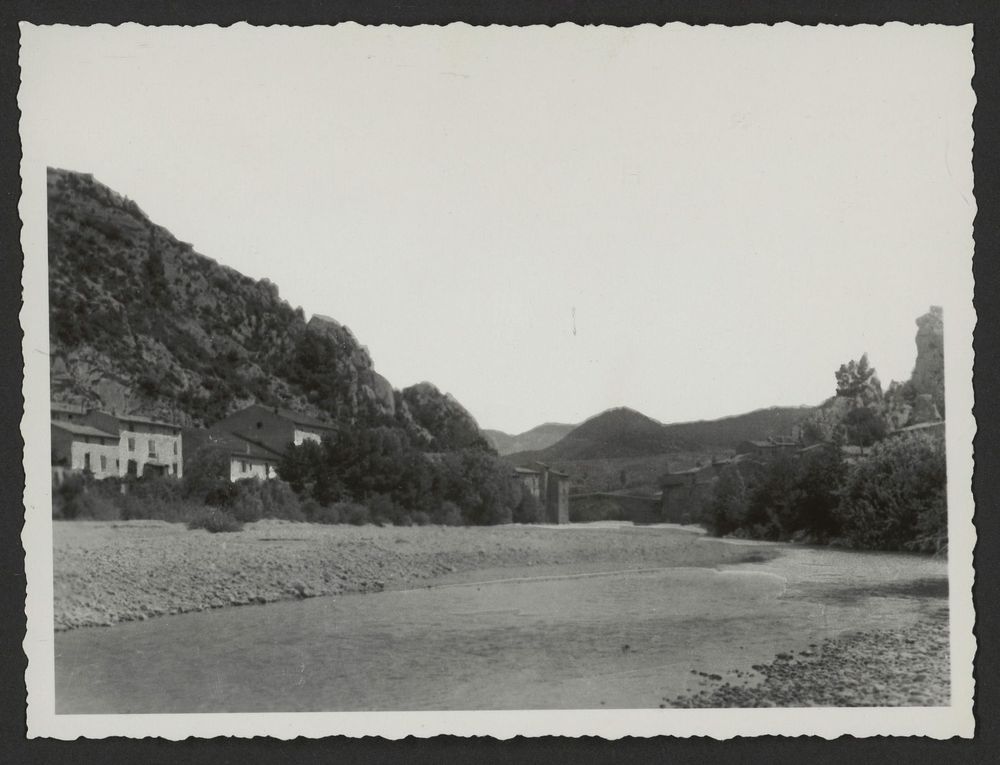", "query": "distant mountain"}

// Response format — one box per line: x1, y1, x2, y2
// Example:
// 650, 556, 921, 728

483, 422, 576, 456
507, 405, 817, 463
659, 405, 818, 451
